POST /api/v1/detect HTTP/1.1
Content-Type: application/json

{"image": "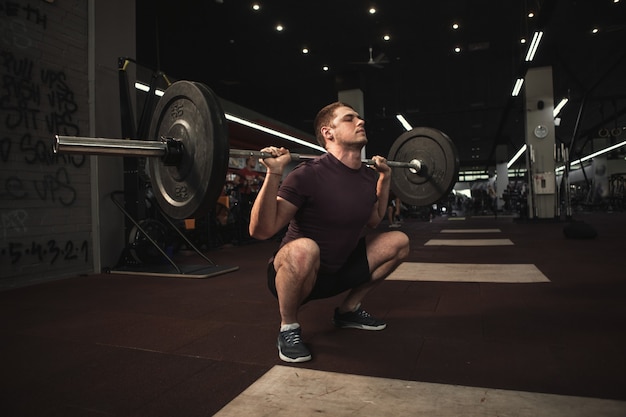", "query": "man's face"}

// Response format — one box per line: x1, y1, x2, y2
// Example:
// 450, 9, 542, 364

328, 106, 367, 148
